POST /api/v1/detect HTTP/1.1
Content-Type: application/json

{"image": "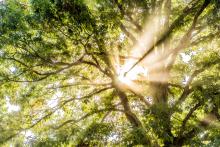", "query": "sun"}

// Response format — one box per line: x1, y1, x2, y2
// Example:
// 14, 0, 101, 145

117, 61, 148, 84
